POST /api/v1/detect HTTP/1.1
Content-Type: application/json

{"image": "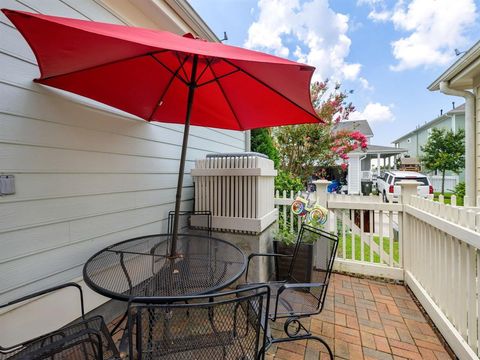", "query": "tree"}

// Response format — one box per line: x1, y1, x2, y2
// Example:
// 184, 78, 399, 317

250, 128, 280, 168
421, 128, 465, 194
274, 80, 367, 182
